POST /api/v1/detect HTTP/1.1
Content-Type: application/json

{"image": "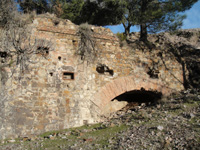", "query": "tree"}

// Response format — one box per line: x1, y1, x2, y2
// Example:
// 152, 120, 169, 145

132, 0, 198, 42
59, 0, 124, 25
61, 0, 84, 24
80, 0, 124, 26
117, 0, 137, 36
93, 0, 197, 42
17, 0, 49, 14
16, 0, 198, 42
